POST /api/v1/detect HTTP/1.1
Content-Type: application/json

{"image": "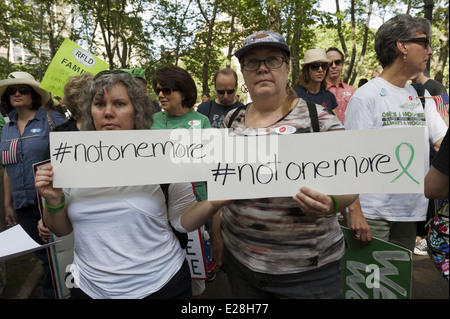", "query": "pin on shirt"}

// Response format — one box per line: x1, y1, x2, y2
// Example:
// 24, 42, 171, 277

379, 88, 387, 96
